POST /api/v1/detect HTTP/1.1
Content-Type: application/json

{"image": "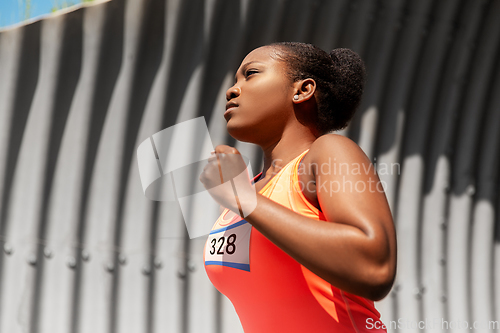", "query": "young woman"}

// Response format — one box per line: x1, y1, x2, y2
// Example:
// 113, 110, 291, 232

200, 42, 396, 333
